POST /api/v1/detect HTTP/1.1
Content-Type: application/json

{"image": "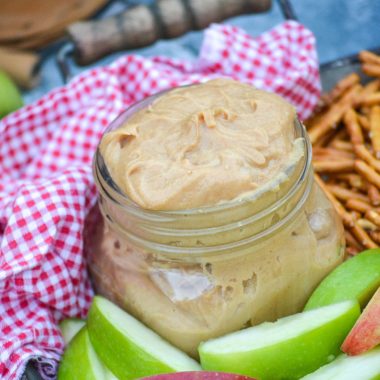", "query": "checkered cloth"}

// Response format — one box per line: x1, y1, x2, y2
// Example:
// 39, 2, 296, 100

0, 20, 320, 379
